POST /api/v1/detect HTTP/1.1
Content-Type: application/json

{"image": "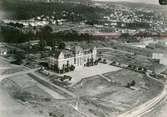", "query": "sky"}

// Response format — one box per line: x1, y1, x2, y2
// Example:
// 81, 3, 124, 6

93, 0, 159, 5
